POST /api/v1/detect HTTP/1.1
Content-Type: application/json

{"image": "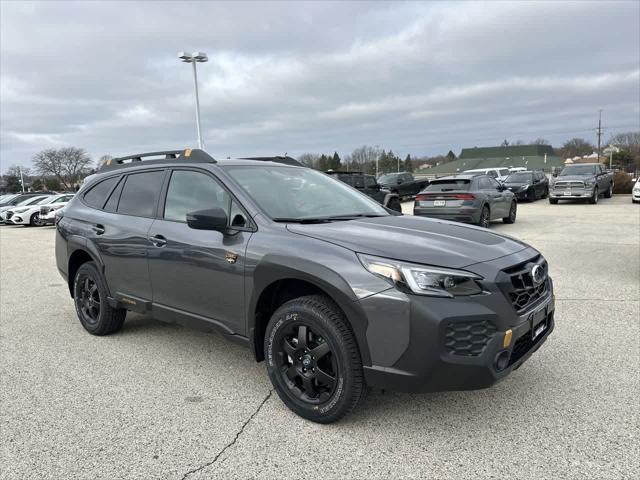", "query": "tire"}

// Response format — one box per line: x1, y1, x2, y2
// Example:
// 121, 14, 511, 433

542, 187, 549, 199
29, 212, 43, 227
589, 187, 598, 204
73, 262, 126, 336
264, 295, 365, 424
503, 201, 517, 224
387, 197, 402, 212
526, 188, 535, 202
549, 198, 558, 204
478, 205, 490, 228
604, 183, 613, 198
